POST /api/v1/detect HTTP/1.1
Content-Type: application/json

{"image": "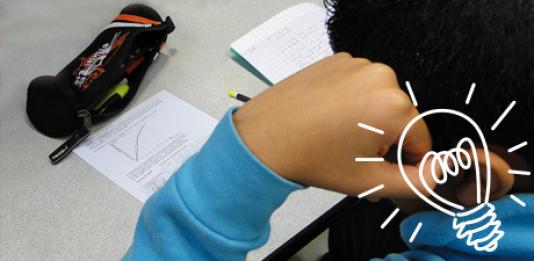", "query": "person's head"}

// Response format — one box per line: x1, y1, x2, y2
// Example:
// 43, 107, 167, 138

325, 0, 534, 203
